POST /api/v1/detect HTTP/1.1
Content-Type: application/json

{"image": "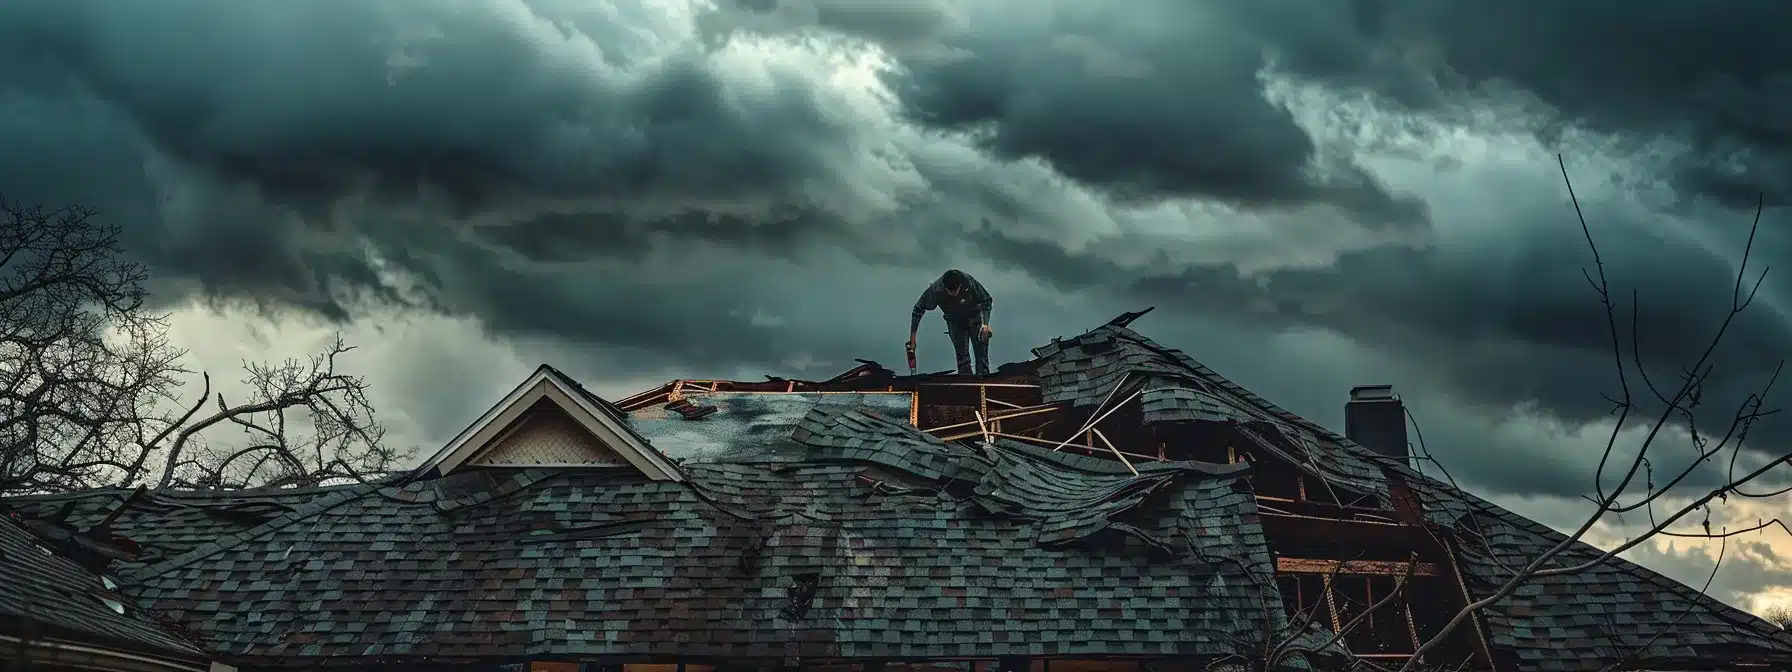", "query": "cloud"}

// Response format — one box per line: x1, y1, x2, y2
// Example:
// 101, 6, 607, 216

5, 0, 1792, 515
879, 0, 1432, 228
